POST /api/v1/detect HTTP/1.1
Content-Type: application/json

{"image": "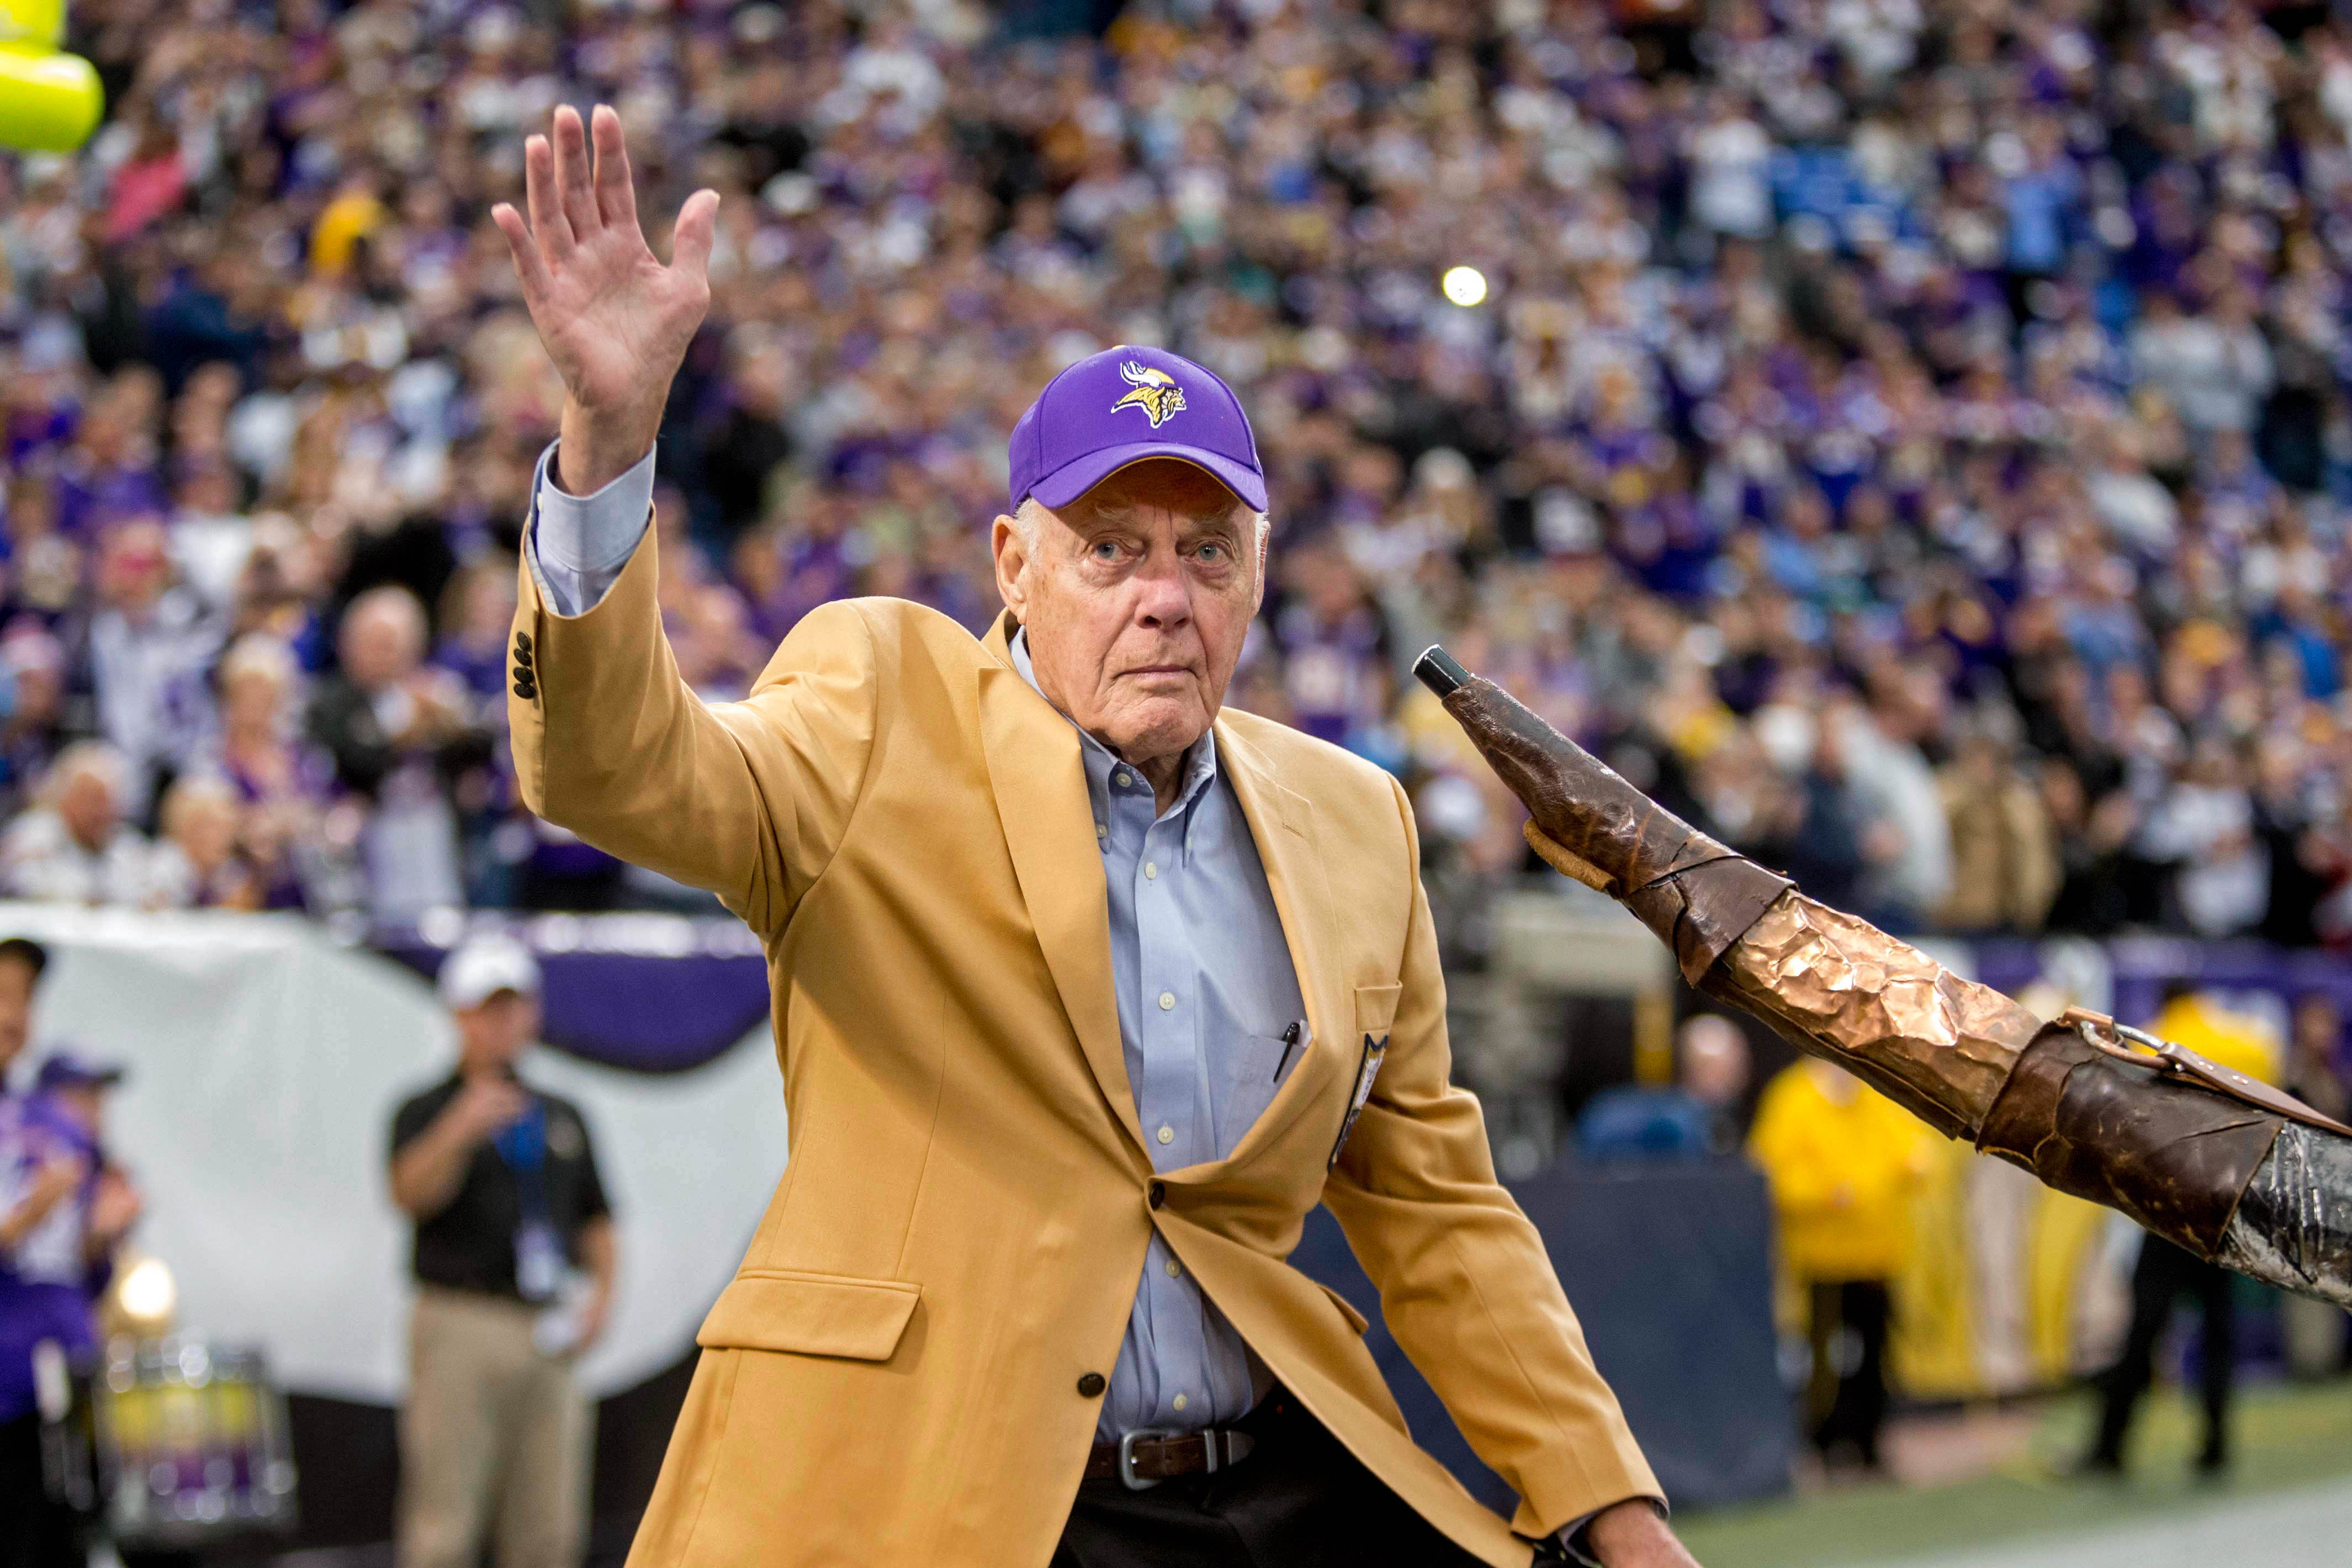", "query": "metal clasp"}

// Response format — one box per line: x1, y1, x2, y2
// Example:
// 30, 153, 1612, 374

1117, 1427, 1175, 1491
